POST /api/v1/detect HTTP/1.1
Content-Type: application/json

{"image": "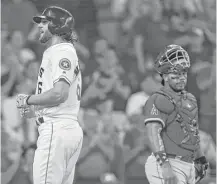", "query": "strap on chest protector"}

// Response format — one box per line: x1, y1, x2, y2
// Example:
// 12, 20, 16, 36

154, 89, 196, 152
